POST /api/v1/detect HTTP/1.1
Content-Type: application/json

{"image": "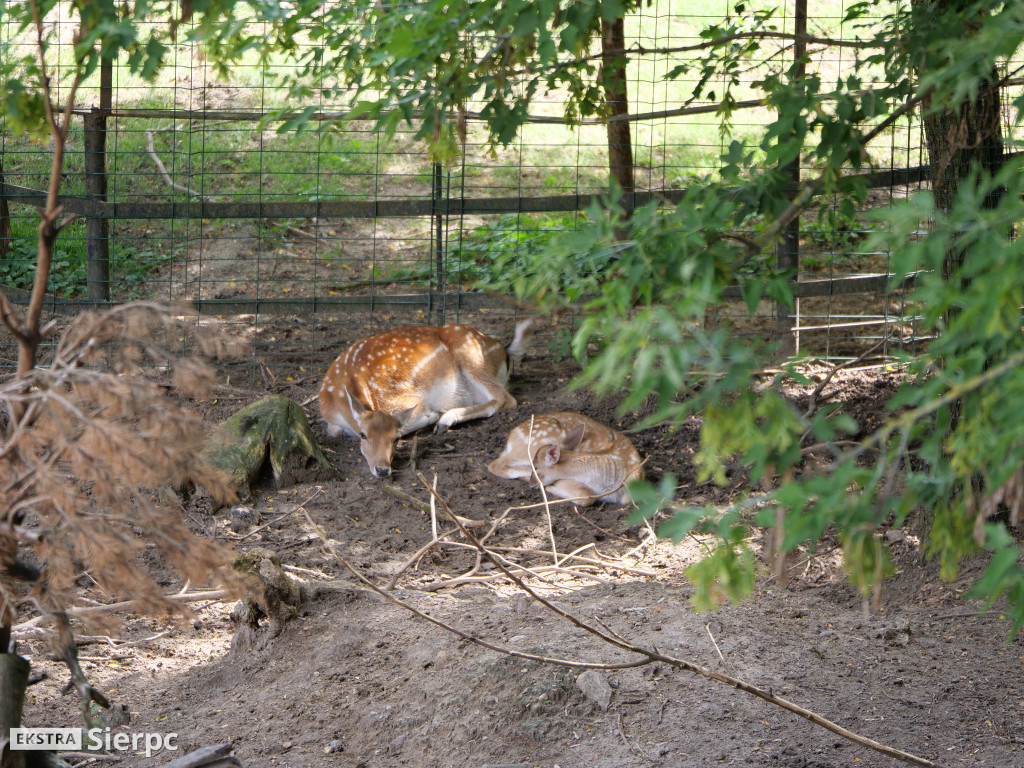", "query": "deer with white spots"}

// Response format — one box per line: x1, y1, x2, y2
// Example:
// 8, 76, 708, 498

319, 320, 534, 478
488, 412, 643, 506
